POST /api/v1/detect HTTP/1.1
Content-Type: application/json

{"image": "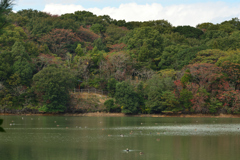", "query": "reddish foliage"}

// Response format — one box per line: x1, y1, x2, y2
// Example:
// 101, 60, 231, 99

85, 43, 94, 51
221, 61, 240, 90
76, 26, 99, 43
217, 90, 240, 113
119, 26, 128, 31
100, 52, 133, 81
108, 43, 127, 53
174, 63, 225, 113
190, 91, 209, 112
173, 80, 183, 98
32, 53, 62, 71
187, 63, 223, 92
39, 29, 81, 57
